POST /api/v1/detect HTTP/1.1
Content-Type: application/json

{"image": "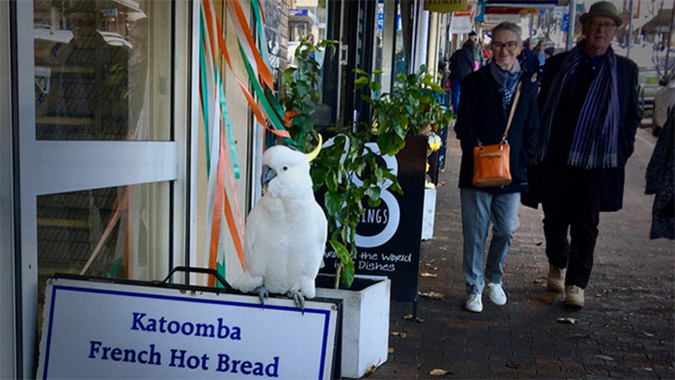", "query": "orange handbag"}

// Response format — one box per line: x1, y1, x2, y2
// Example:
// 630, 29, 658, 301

472, 82, 522, 188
